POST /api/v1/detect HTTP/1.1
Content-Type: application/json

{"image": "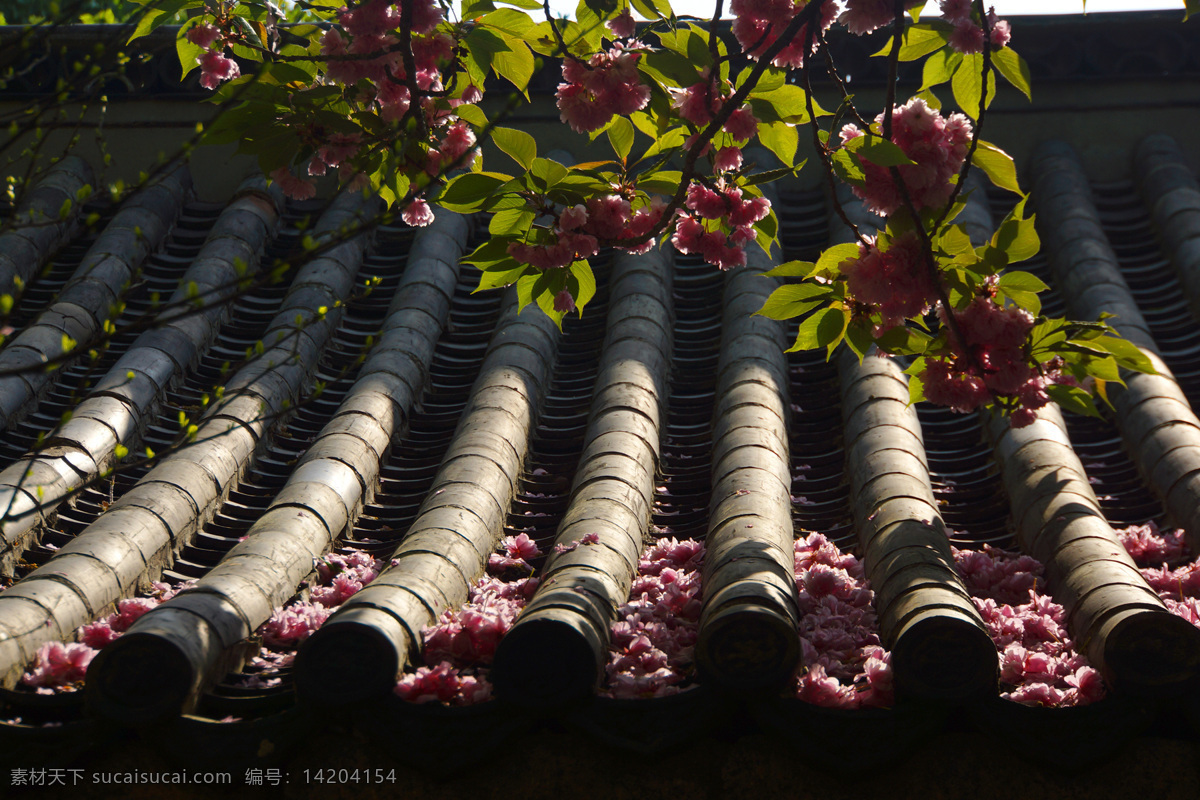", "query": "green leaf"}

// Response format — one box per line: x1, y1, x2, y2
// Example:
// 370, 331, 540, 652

998, 287, 1041, 317
1091, 335, 1156, 374
972, 140, 1022, 195
998, 271, 1049, 295
743, 166, 797, 188
992, 200, 1040, 264
951, 53, 995, 120
438, 172, 512, 212
844, 322, 873, 361
639, 49, 699, 88
817, 242, 860, 276
685, 29, 712, 68
175, 20, 206, 78
456, 104, 488, 128
529, 158, 569, 191
1047, 383, 1101, 419
129, 2, 184, 44
875, 325, 933, 356
493, 127, 537, 170
607, 116, 635, 163
515, 270, 541, 312
1188, 0, 1200, 21
789, 306, 847, 353
846, 134, 916, 167
631, 0, 671, 20
908, 371, 926, 405
569, 259, 596, 314
758, 121, 798, 166
479, 7, 535, 36
491, 31, 535, 95
920, 48, 961, 92
749, 85, 812, 125
757, 283, 833, 321
489, 207, 535, 235
831, 148, 865, 186
762, 260, 816, 278
637, 170, 683, 195
871, 23, 951, 62
937, 224, 976, 258
992, 47, 1032, 101
476, 263, 528, 292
